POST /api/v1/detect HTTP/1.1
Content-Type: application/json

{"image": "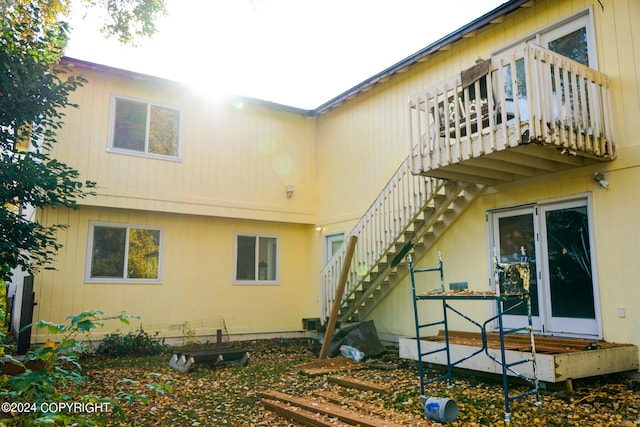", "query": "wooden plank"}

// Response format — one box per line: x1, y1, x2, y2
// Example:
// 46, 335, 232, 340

261, 398, 349, 427
327, 375, 391, 394
552, 346, 639, 381
313, 390, 381, 411
312, 391, 434, 427
294, 356, 367, 376
464, 156, 537, 177
400, 337, 552, 381
320, 235, 357, 360
425, 330, 626, 354
490, 150, 560, 172
259, 390, 405, 427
